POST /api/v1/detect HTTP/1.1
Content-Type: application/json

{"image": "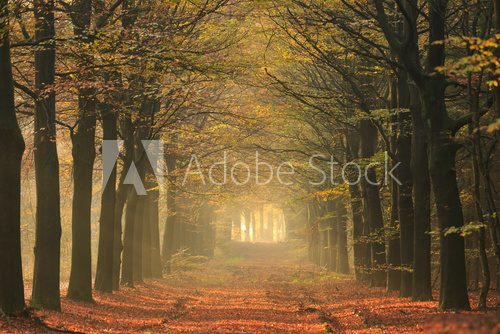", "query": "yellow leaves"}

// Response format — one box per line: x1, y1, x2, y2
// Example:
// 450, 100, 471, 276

485, 119, 500, 133
440, 35, 500, 80
312, 184, 348, 200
